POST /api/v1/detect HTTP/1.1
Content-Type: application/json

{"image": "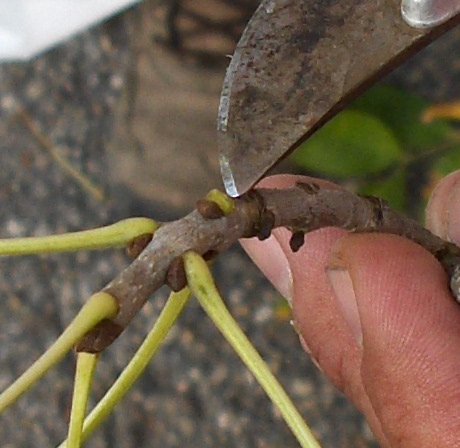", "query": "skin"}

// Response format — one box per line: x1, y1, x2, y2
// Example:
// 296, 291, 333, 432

241, 173, 460, 447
